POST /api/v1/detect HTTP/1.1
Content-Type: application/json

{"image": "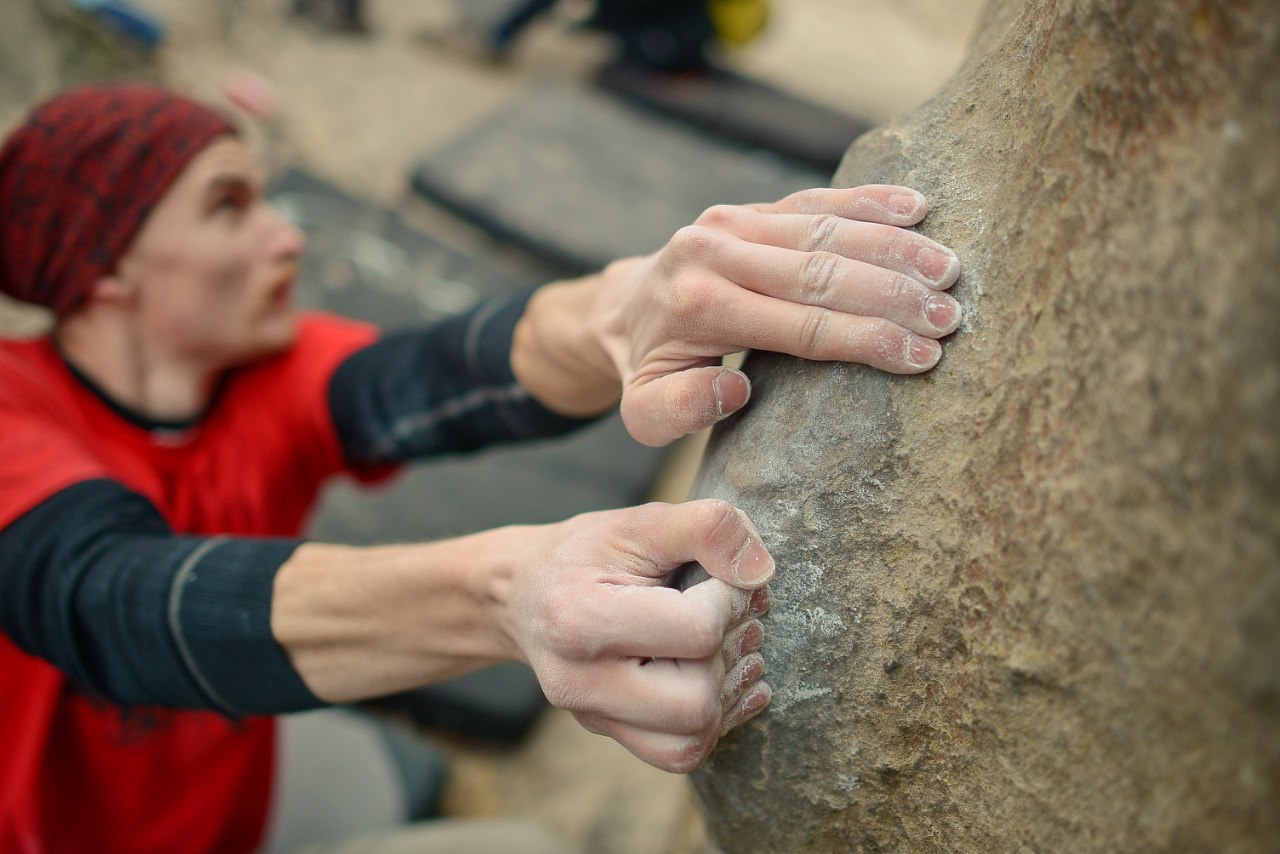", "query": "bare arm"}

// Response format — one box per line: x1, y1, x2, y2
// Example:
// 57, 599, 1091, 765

270, 530, 522, 701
